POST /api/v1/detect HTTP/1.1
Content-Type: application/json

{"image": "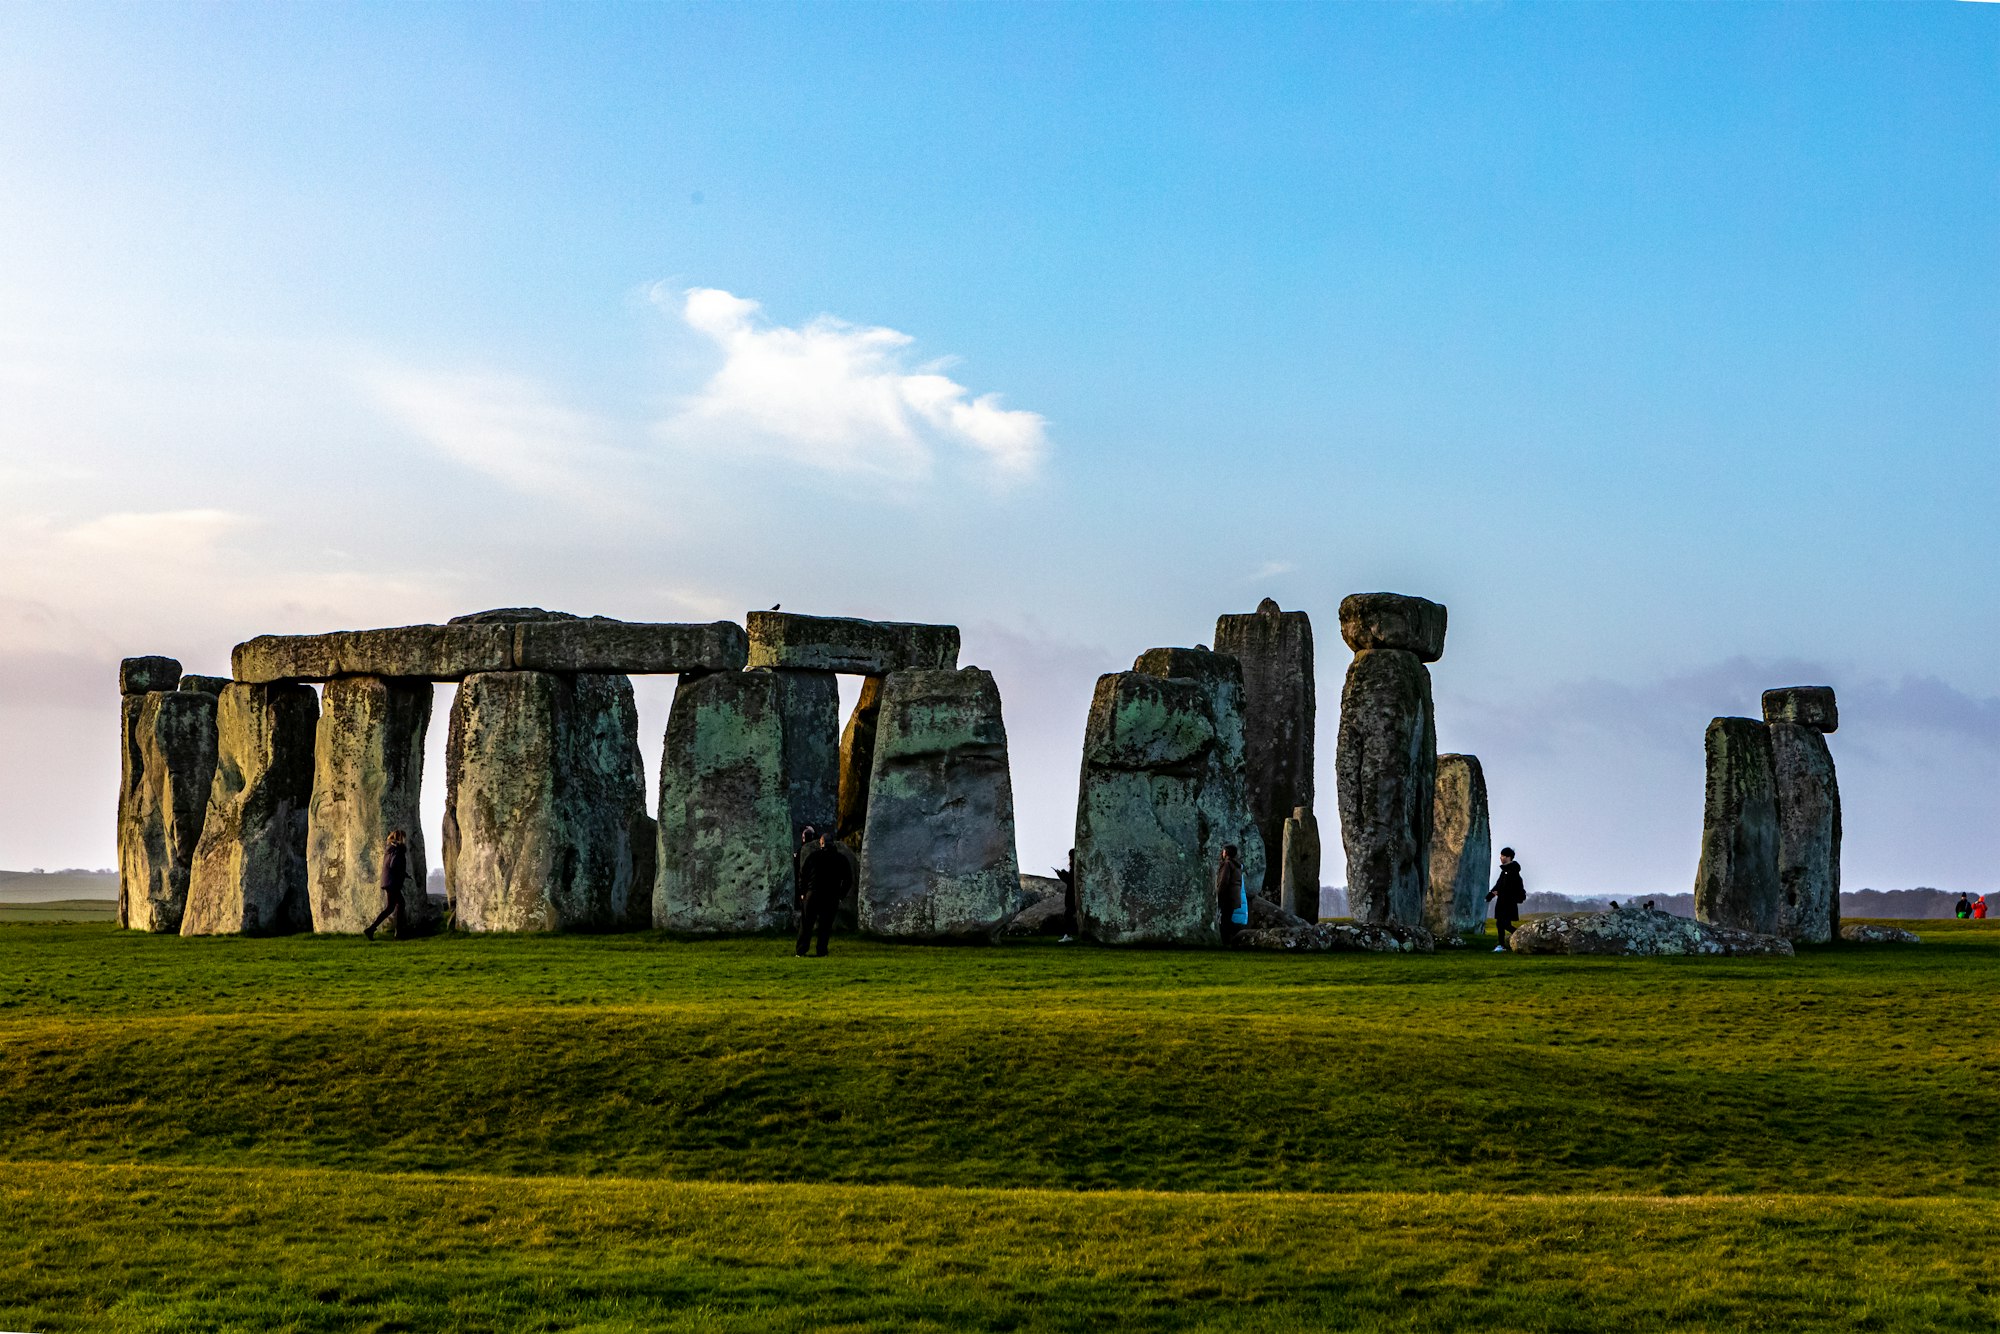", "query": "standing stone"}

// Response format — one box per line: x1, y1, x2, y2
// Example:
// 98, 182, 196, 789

1132, 647, 1265, 897
182, 684, 318, 936
836, 676, 886, 845
117, 688, 217, 933
1213, 599, 1315, 899
1279, 807, 1321, 922
1768, 721, 1841, 945
1693, 717, 1782, 935
444, 670, 655, 932
306, 676, 434, 933
858, 668, 1025, 938
773, 669, 840, 838
1336, 644, 1437, 927
1073, 671, 1223, 946
655, 669, 796, 933
1427, 753, 1492, 937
